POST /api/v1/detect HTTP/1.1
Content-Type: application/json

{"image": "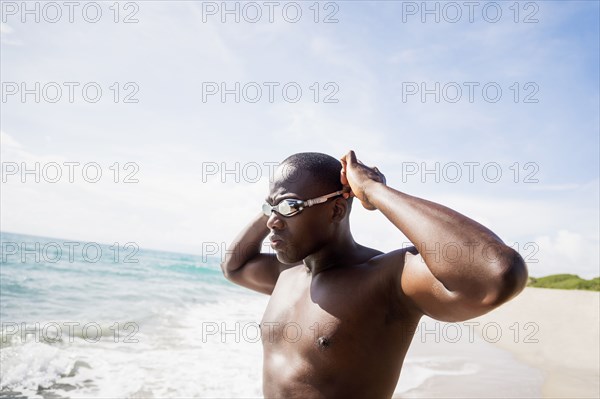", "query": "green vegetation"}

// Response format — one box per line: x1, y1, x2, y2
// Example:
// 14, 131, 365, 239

527, 274, 600, 291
